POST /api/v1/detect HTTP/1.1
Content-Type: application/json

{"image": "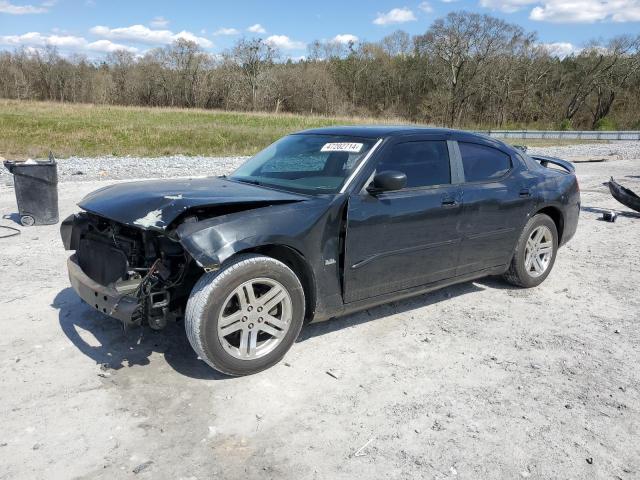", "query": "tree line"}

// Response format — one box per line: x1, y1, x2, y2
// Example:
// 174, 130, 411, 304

1, 11, 639, 130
